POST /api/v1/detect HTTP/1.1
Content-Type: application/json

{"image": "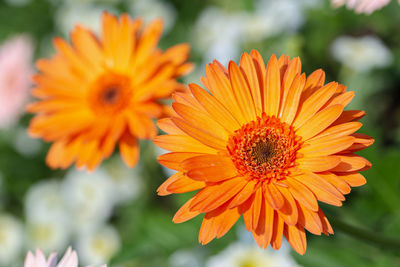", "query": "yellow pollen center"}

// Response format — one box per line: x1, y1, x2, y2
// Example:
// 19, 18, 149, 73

227, 114, 302, 182
251, 141, 277, 165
